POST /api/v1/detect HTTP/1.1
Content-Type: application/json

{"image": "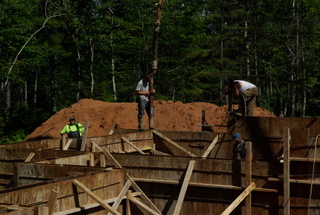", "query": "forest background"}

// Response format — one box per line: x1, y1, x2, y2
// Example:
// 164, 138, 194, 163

0, 0, 320, 143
